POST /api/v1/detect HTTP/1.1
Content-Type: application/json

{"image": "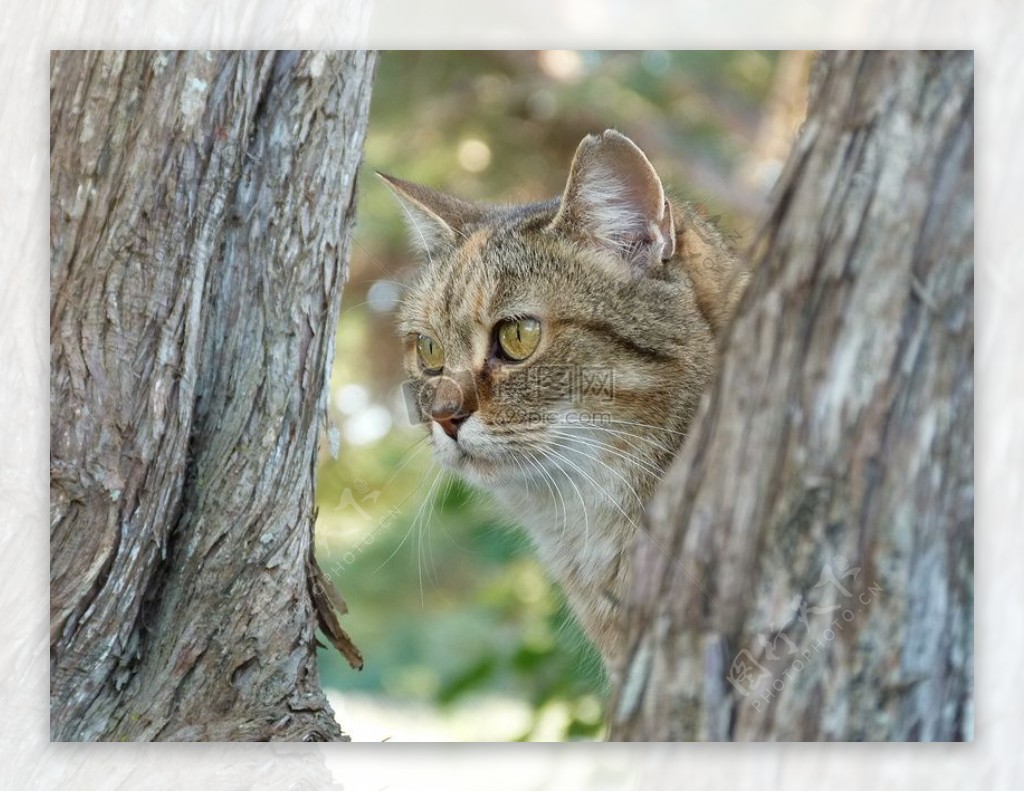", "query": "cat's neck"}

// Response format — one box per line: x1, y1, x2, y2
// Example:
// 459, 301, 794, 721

492, 464, 643, 670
